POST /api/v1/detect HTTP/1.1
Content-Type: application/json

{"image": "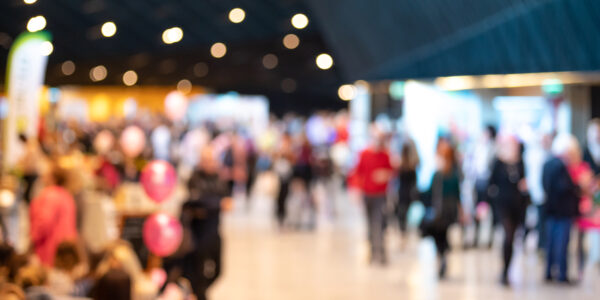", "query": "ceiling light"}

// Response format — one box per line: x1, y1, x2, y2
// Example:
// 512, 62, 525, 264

177, 79, 192, 94
338, 84, 356, 101
90, 65, 107, 82
291, 13, 309, 29
262, 54, 278, 69
61, 61, 76, 76
316, 53, 333, 70
210, 42, 227, 58
228, 8, 245, 23
40, 41, 53, 56
24, 0, 37, 4
193, 62, 208, 77
162, 27, 183, 44
27, 15, 46, 32
283, 34, 300, 49
123, 70, 138, 86
281, 78, 297, 93
101, 21, 117, 37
